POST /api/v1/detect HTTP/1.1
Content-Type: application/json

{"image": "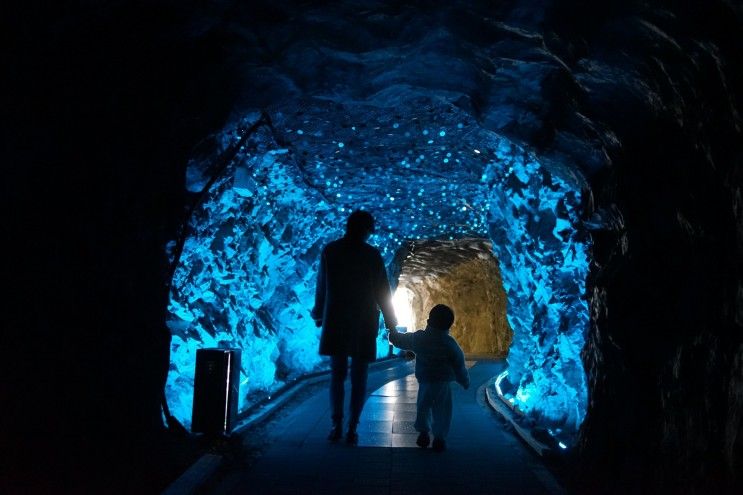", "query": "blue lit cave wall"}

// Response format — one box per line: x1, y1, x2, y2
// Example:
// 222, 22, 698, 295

6, 1, 742, 492
166, 99, 590, 434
